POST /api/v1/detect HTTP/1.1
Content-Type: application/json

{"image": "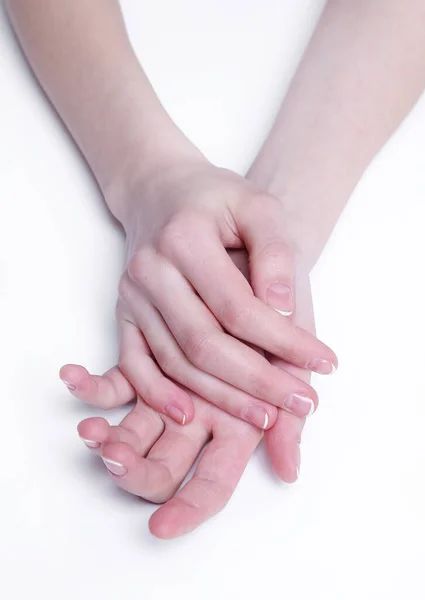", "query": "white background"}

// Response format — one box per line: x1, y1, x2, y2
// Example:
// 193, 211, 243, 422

1, 1, 425, 598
